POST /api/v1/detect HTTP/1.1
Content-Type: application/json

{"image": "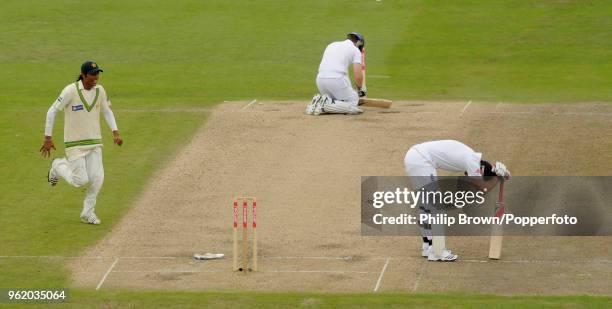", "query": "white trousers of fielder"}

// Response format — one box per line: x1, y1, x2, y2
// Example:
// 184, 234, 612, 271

52, 147, 104, 218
